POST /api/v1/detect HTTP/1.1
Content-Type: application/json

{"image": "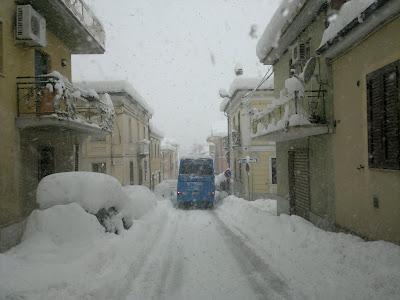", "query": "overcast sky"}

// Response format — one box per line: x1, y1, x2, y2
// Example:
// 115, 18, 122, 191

73, 0, 279, 154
